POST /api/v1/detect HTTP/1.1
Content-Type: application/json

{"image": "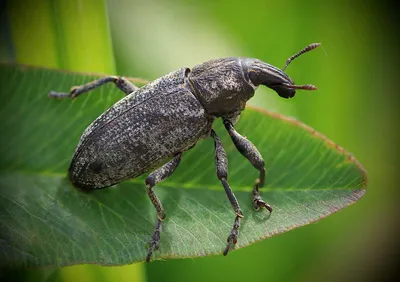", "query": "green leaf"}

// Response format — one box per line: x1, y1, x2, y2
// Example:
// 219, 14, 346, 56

0, 64, 367, 267
7, 0, 116, 73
